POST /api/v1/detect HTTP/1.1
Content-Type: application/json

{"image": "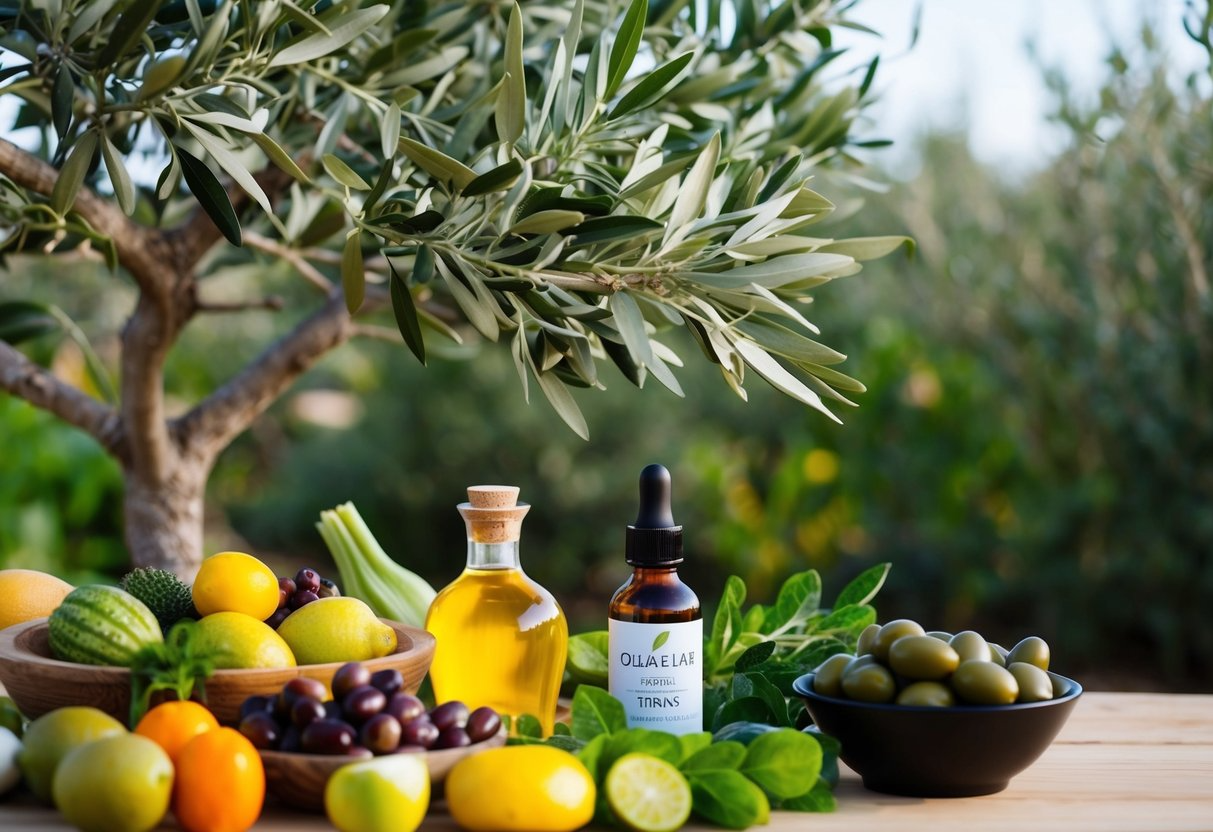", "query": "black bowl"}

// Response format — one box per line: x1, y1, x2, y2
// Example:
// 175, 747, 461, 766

792, 671, 1082, 797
